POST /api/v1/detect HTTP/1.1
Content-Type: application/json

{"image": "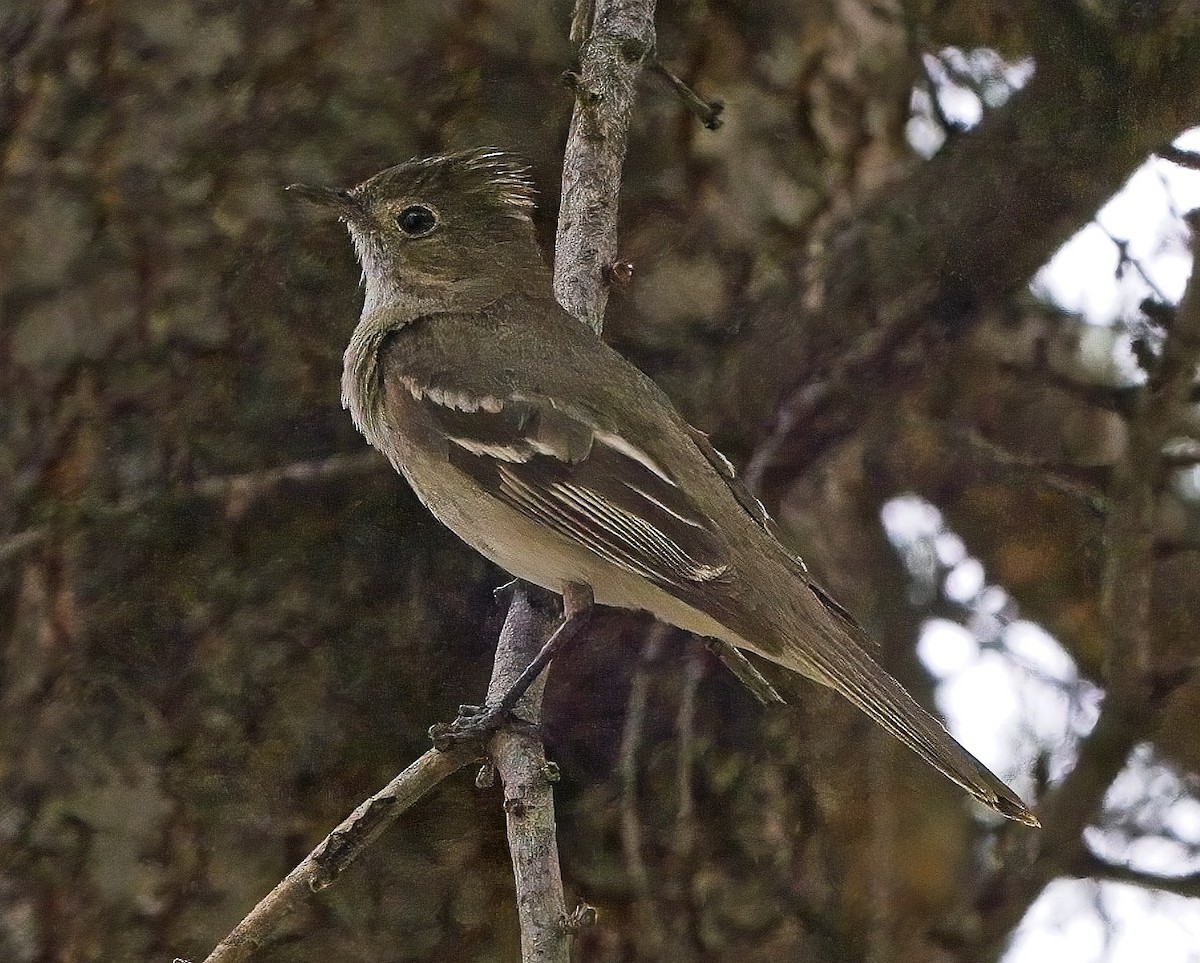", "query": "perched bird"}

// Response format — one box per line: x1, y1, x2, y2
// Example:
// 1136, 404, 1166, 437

289, 148, 1039, 826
